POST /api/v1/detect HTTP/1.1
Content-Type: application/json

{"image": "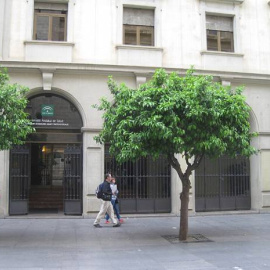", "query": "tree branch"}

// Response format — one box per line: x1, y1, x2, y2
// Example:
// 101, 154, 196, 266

167, 153, 184, 179
185, 153, 204, 178
185, 152, 192, 167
